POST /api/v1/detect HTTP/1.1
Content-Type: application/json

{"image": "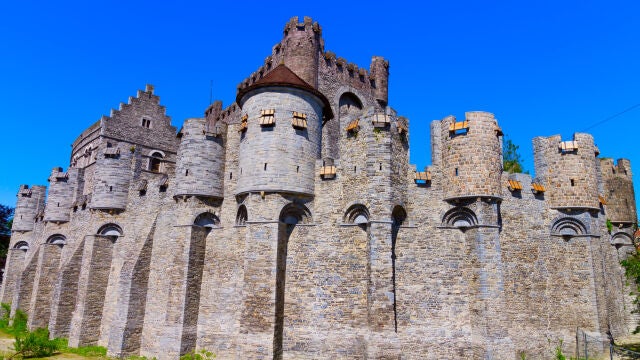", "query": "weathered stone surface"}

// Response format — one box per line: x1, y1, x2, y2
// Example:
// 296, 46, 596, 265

0, 16, 637, 360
